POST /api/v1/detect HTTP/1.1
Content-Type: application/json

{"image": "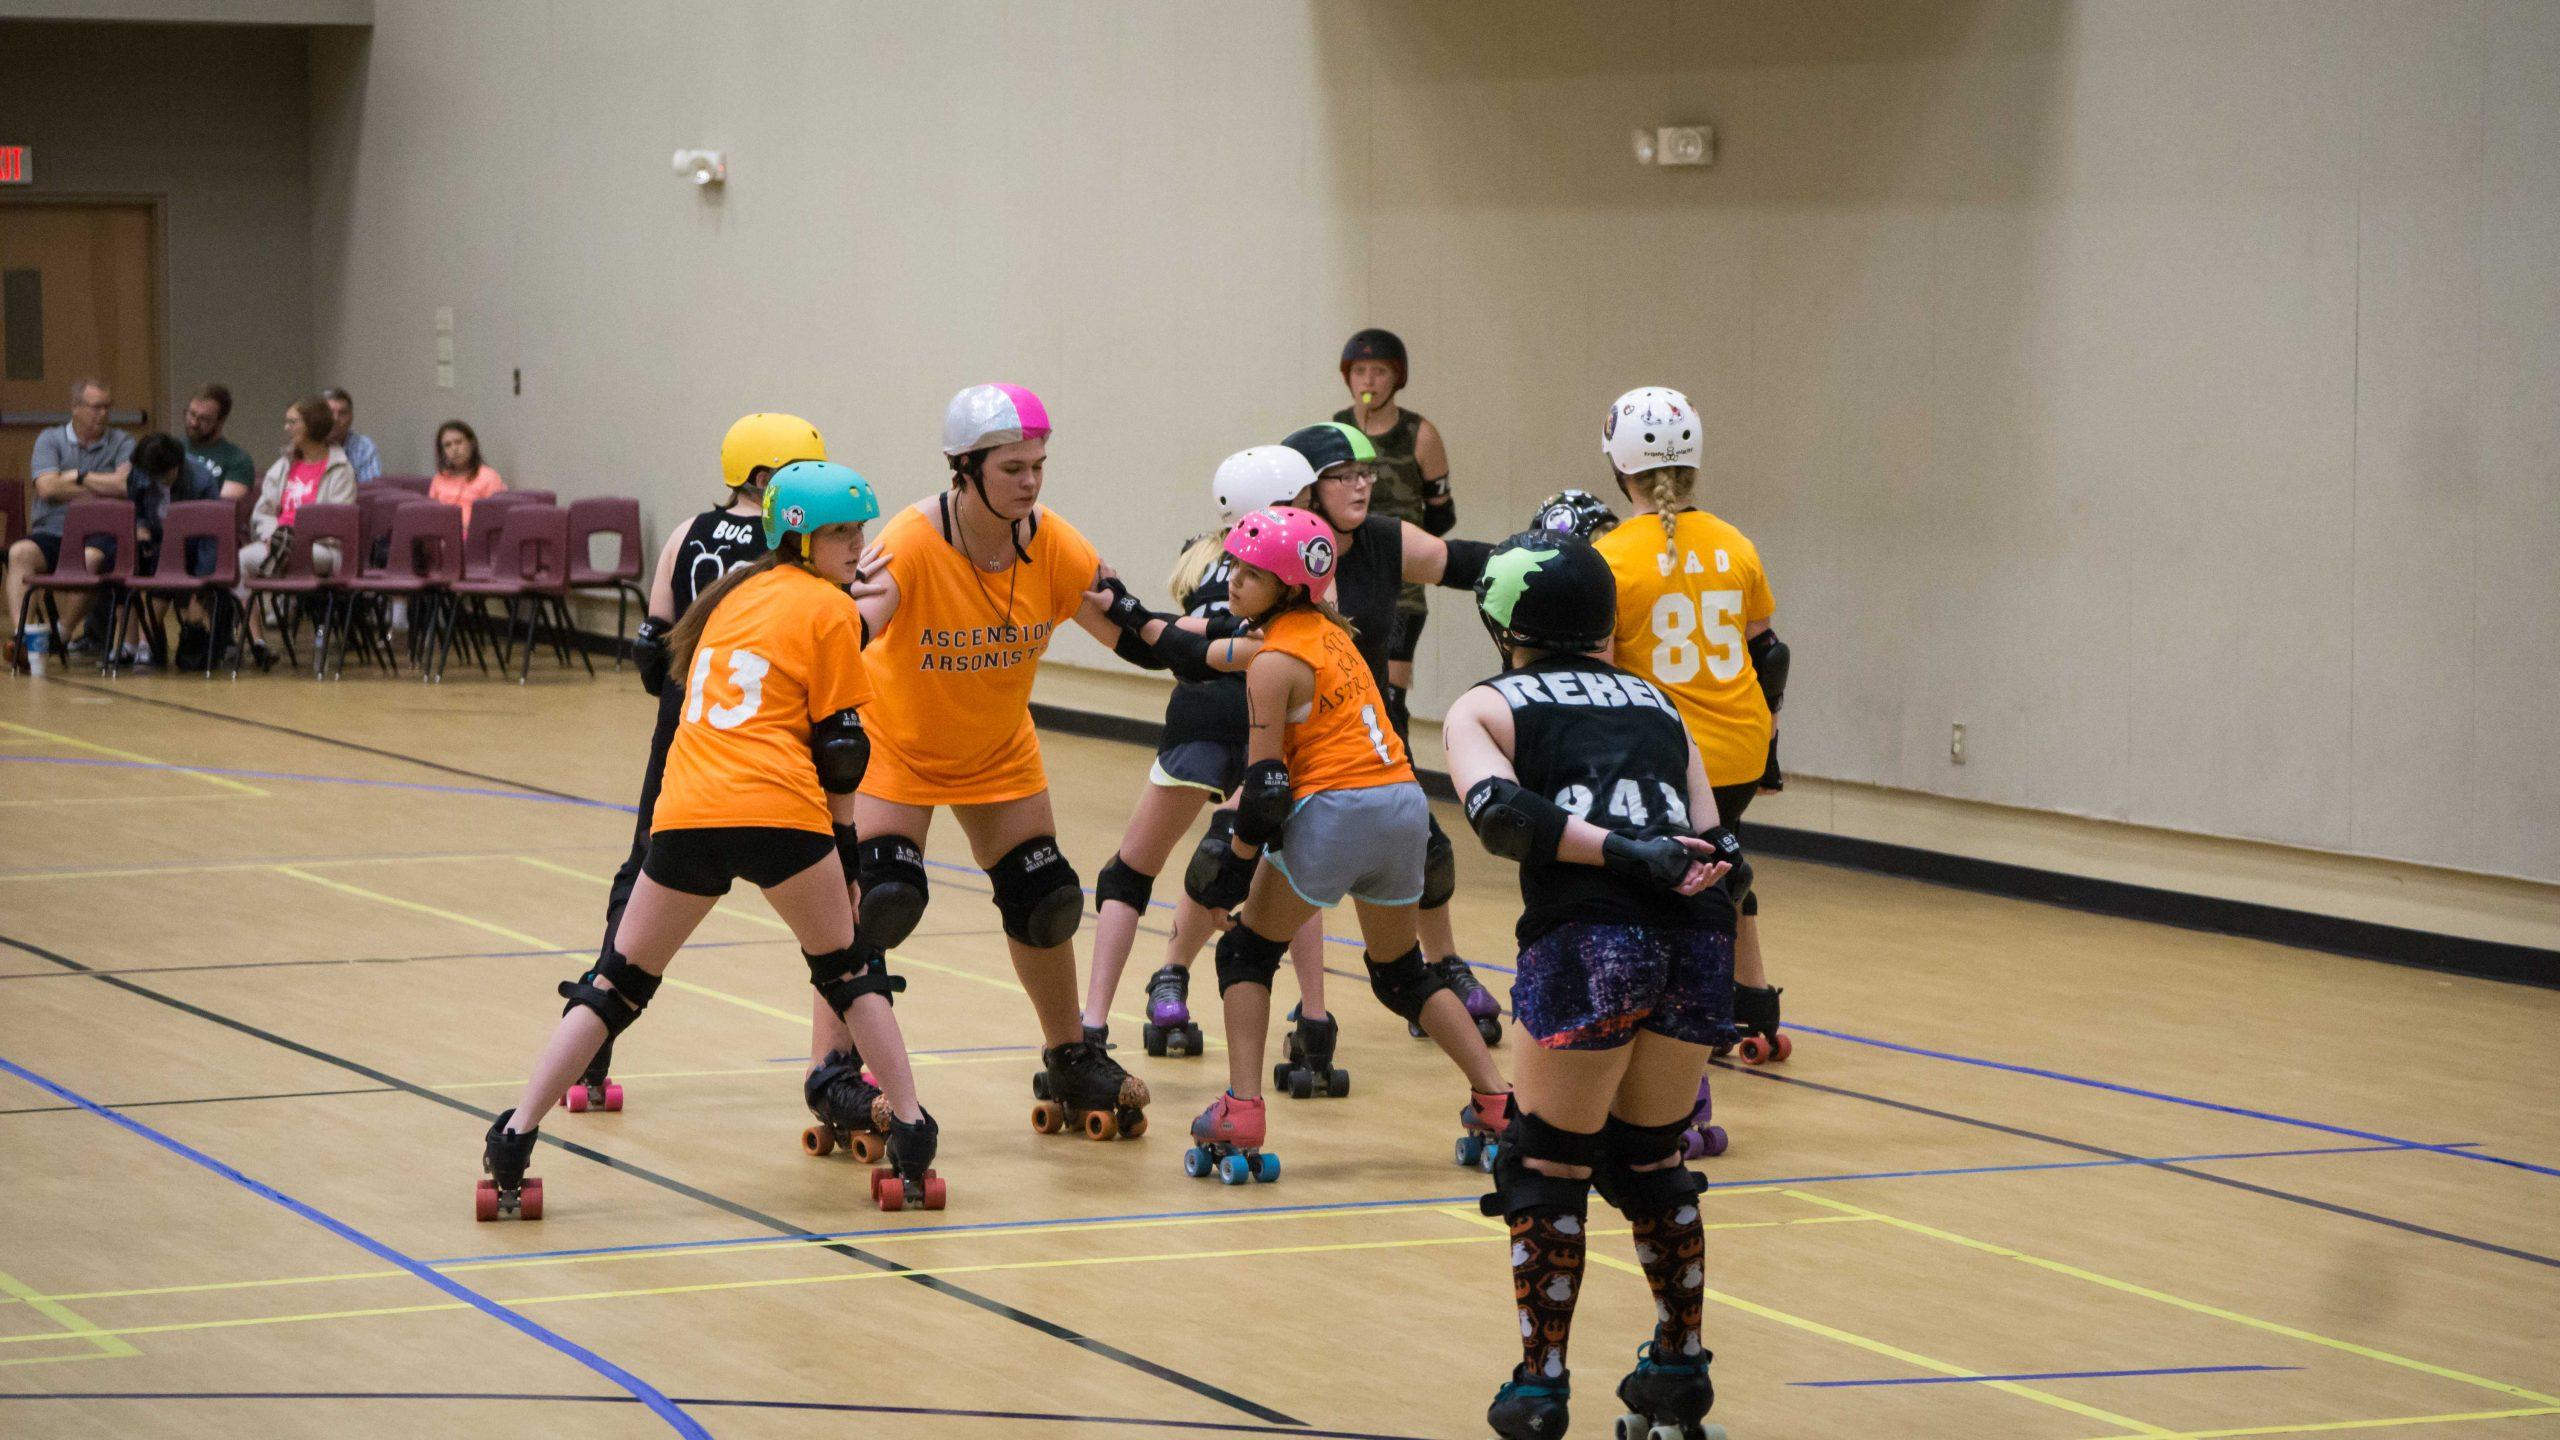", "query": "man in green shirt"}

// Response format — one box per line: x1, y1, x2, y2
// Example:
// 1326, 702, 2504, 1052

182, 383, 255, 500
